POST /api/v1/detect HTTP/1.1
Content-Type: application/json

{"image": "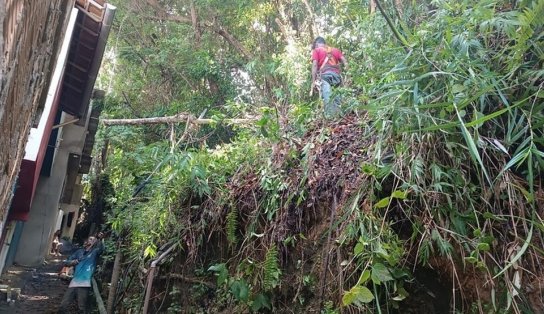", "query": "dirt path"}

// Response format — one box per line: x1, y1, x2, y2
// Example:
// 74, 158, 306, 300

0, 255, 70, 314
